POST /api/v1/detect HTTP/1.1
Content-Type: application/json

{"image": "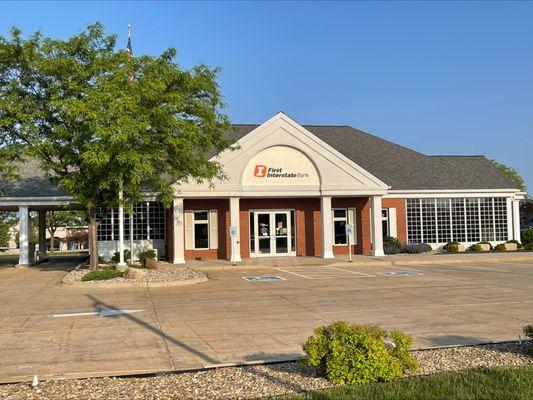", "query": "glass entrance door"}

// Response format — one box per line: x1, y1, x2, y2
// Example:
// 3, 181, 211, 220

253, 210, 292, 257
